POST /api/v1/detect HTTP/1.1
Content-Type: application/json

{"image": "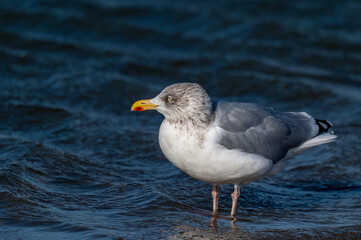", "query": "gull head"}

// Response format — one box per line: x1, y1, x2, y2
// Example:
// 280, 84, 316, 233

131, 83, 213, 125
